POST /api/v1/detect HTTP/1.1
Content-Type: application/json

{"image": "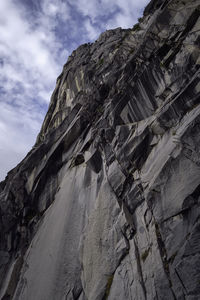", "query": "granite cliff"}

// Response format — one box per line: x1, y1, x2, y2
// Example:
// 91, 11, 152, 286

0, 0, 200, 299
